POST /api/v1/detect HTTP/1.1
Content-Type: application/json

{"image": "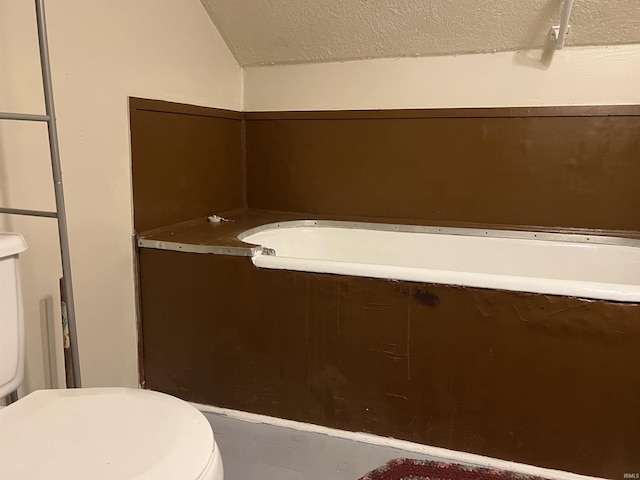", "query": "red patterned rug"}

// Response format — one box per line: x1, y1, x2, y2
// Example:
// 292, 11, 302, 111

359, 459, 551, 480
